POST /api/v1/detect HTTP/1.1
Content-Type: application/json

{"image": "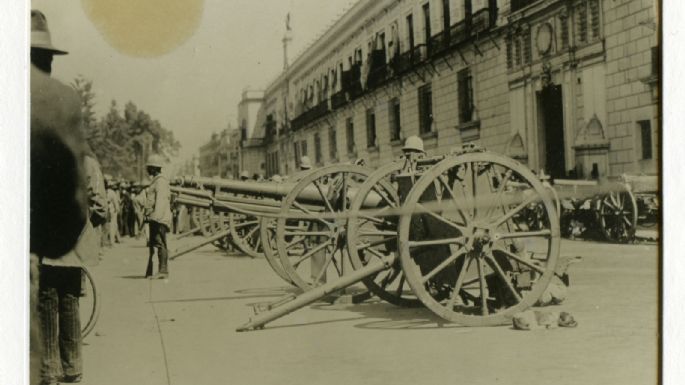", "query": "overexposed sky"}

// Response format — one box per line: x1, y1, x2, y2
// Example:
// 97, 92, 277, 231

31, 0, 358, 159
